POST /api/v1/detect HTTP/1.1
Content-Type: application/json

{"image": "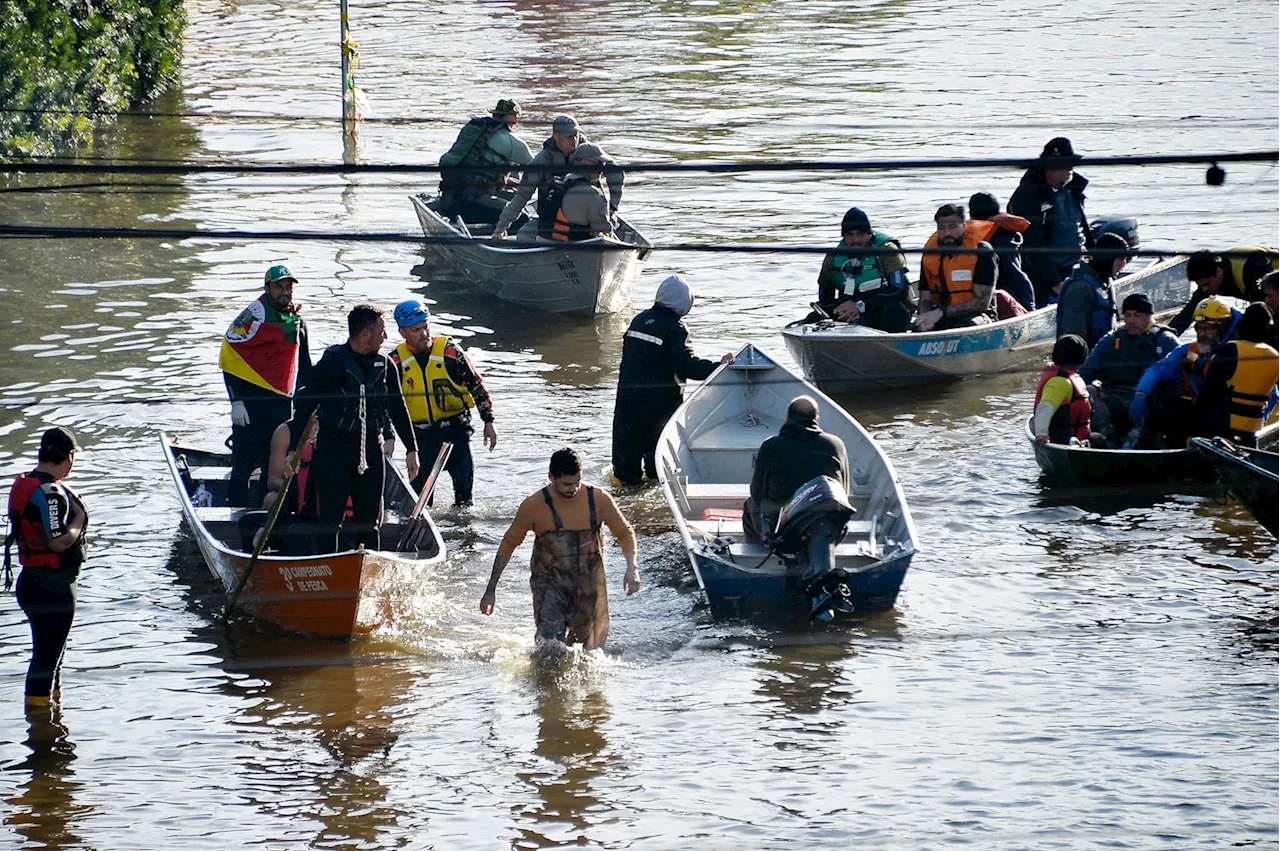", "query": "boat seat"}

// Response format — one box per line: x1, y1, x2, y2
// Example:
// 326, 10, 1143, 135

193, 506, 259, 524
188, 466, 233, 482
684, 482, 751, 501
688, 517, 875, 541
